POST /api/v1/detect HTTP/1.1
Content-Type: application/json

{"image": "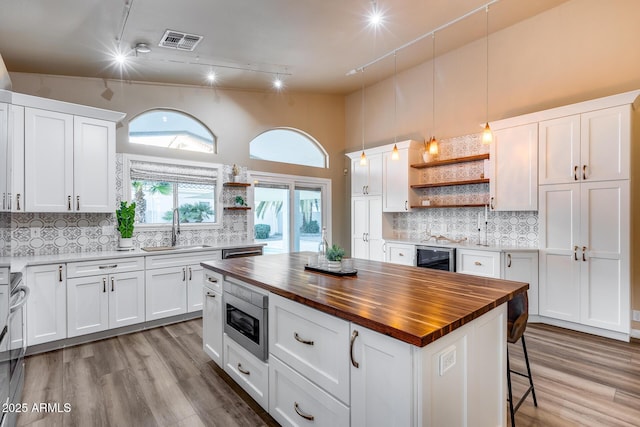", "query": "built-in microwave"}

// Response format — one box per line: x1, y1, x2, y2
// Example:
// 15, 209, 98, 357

416, 246, 456, 272
223, 279, 268, 361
